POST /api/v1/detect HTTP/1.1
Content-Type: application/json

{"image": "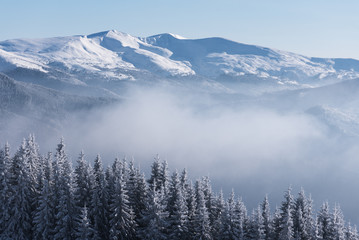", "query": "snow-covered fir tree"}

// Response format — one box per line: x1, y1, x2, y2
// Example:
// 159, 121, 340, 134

185, 180, 197, 239
74, 151, 93, 209
33, 152, 55, 240
193, 180, 212, 240
272, 206, 282, 240
109, 156, 136, 240
253, 206, 266, 240
126, 159, 148, 236
221, 190, 242, 240
278, 187, 295, 240
139, 183, 168, 240
0, 143, 11, 237
148, 155, 162, 192
294, 188, 315, 240
262, 195, 272, 240
53, 139, 77, 240
75, 206, 94, 240
166, 170, 188, 239
234, 197, 247, 239
90, 154, 109, 239
317, 201, 333, 240
202, 176, 215, 233
6, 140, 33, 239
212, 190, 225, 239
346, 223, 359, 240
332, 204, 346, 240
